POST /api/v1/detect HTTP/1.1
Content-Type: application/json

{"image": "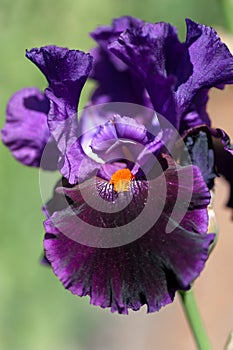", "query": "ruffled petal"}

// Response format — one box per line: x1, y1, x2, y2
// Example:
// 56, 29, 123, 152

26, 46, 93, 115
90, 16, 144, 71
177, 19, 233, 115
90, 16, 149, 105
84, 17, 152, 144
44, 161, 214, 314
1, 87, 58, 169
26, 46, 97, 184
109, 21, 190, 126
